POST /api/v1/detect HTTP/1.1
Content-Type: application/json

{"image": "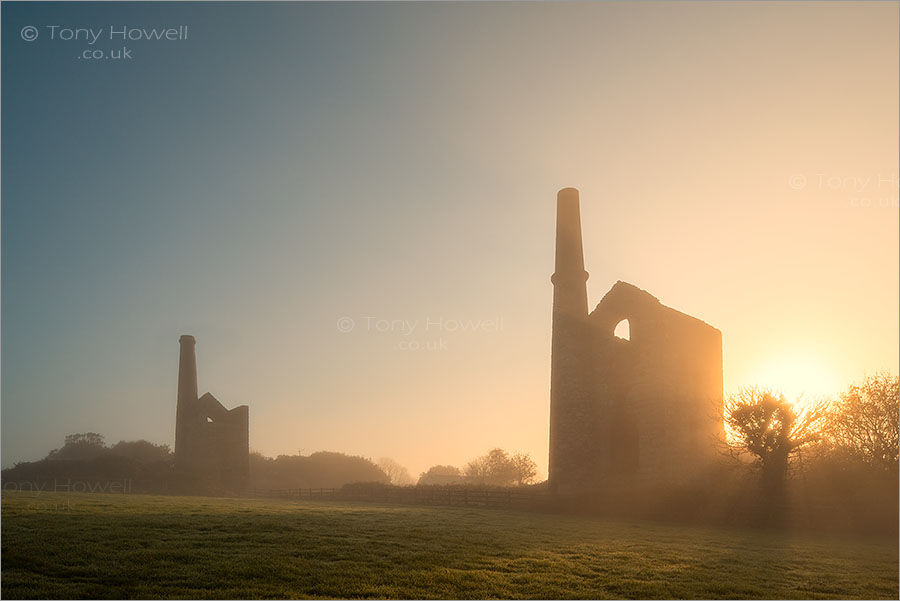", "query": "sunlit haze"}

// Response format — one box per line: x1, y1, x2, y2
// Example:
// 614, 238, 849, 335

2, 1, 897, 482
